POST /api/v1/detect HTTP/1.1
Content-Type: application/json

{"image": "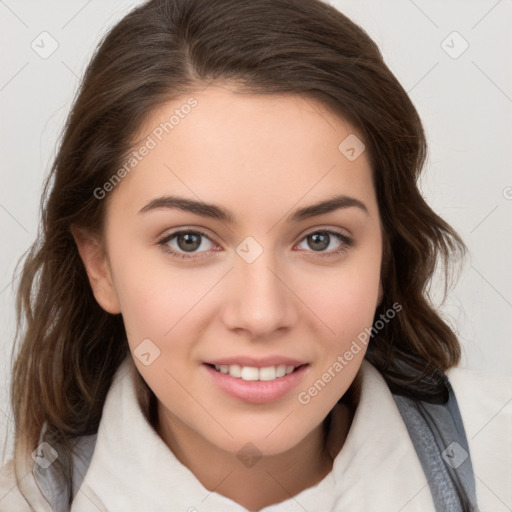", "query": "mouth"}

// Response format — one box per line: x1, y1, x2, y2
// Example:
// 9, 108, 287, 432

202, 362, 310, 404
205, 363, 307, 382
